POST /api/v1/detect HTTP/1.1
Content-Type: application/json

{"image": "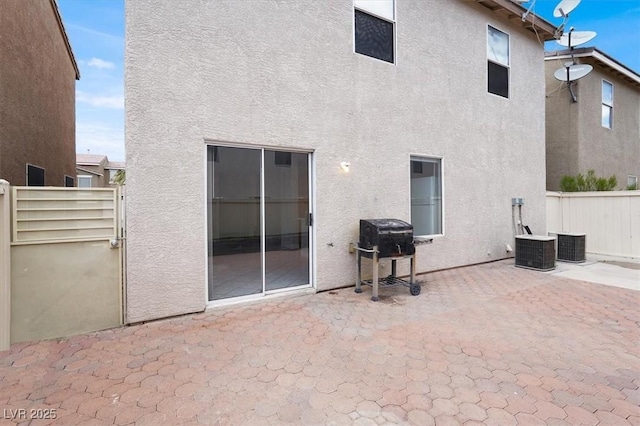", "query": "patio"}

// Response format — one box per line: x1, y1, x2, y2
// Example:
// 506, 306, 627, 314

1, 259, 638, 425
